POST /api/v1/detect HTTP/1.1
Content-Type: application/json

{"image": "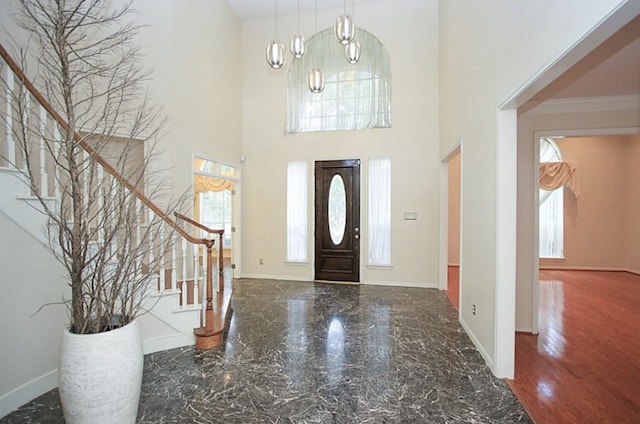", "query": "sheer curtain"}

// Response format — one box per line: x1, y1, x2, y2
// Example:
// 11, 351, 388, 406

287, 161, 308, 262
368, 157, 391, 265
539, 138, 564, 258
287, 28, 391, 133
